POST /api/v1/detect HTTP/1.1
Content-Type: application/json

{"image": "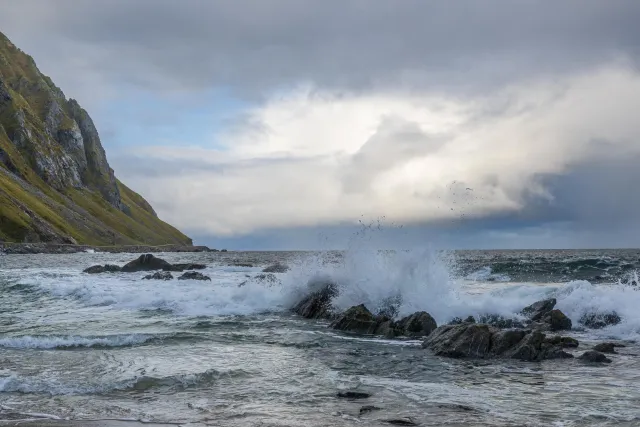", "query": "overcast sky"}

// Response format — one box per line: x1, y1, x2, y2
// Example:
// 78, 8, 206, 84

2, 0, 640, 249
